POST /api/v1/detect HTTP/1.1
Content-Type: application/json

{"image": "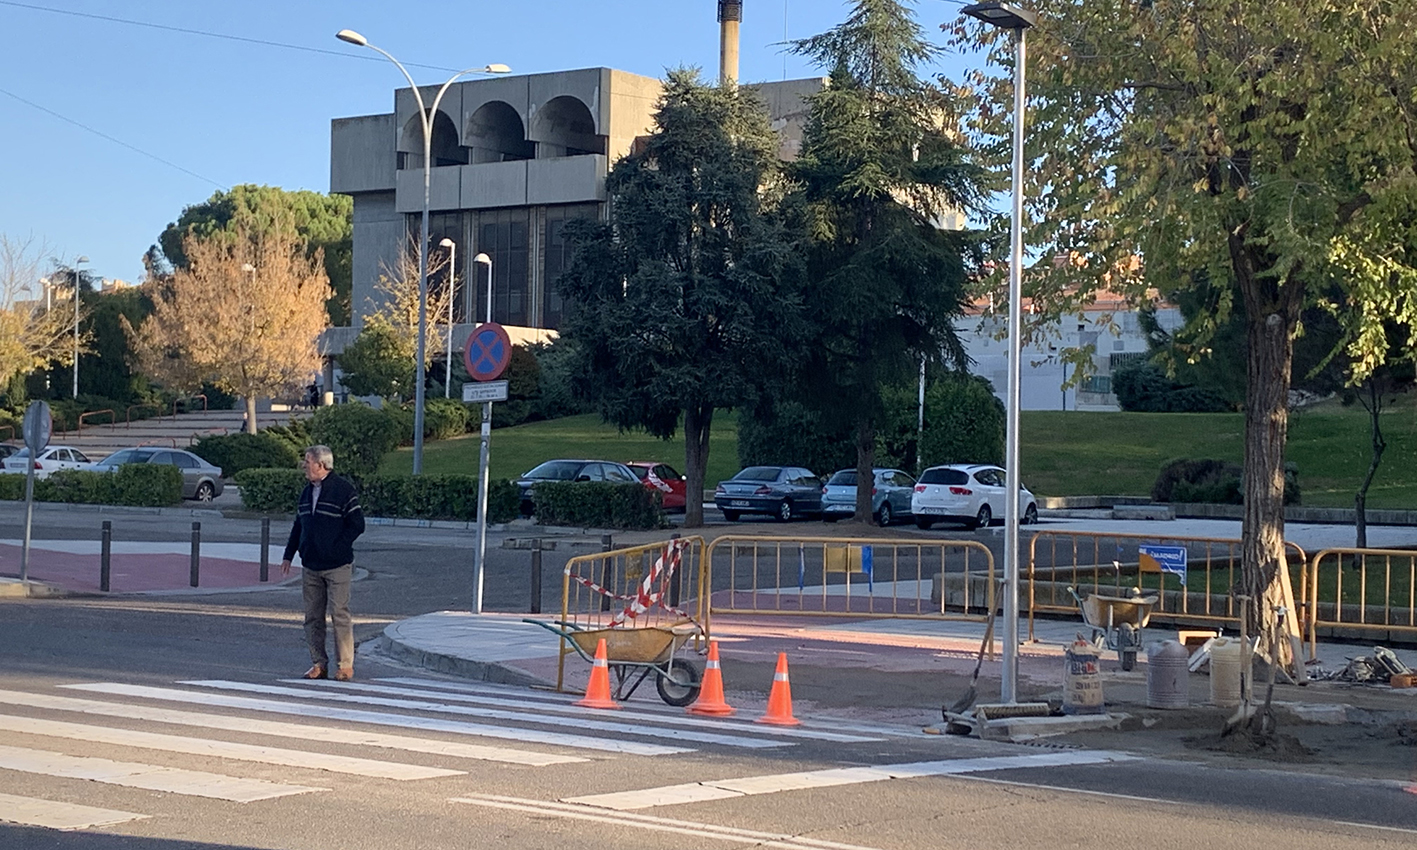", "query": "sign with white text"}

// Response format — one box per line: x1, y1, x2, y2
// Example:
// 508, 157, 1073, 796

462, 380, 509, 403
